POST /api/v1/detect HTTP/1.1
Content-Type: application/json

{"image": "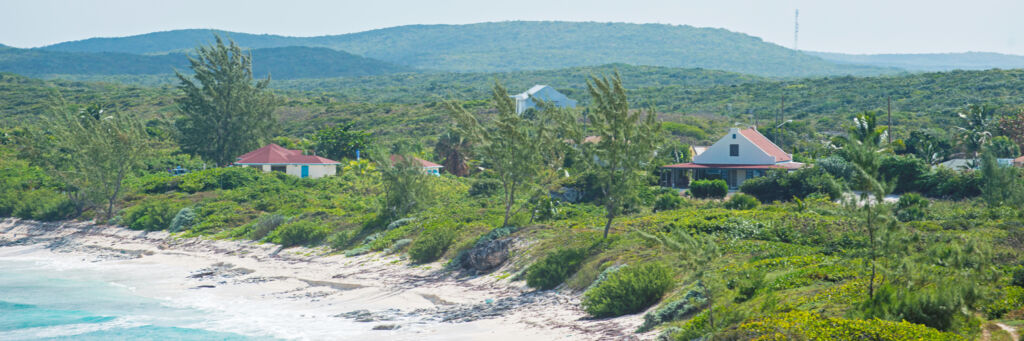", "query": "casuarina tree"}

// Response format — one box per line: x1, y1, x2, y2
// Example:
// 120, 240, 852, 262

584, 73, 661, 238
174, 35, 277, 166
